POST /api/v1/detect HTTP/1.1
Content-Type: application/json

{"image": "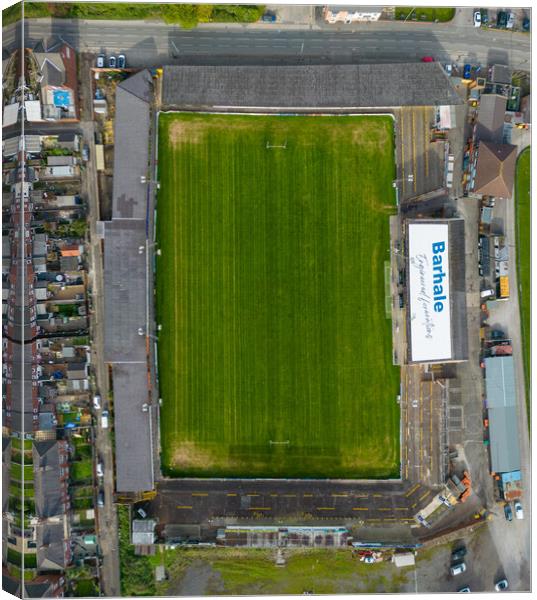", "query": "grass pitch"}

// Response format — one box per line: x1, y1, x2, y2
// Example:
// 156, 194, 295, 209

156, 113, 400, 479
